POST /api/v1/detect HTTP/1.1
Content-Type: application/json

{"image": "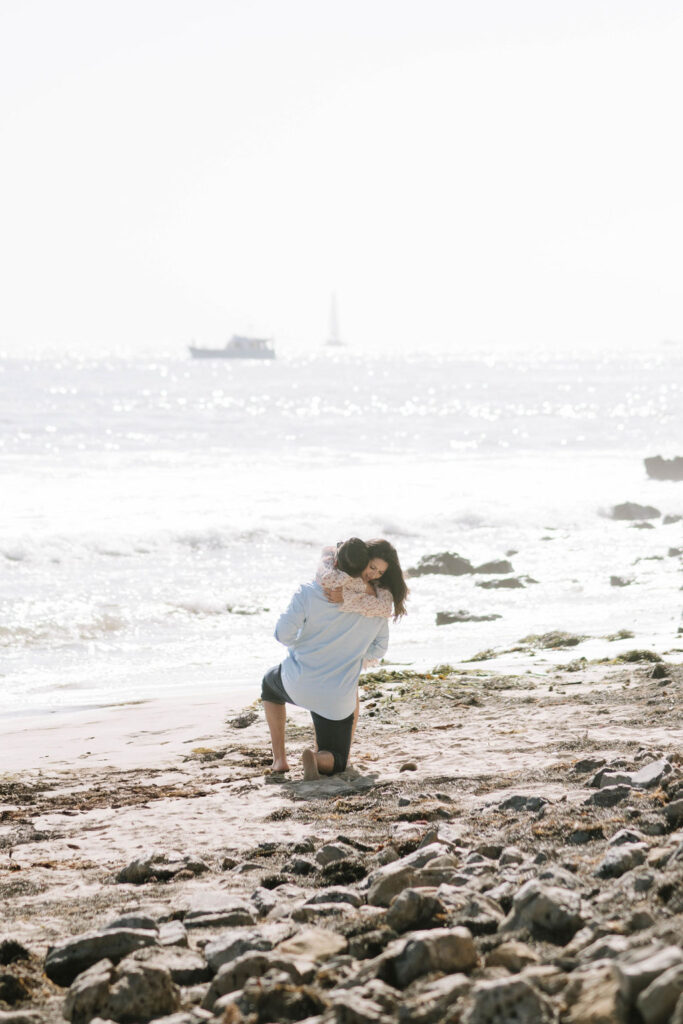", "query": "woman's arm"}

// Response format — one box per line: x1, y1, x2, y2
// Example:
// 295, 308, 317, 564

316, 546, 351, 589
339, 580, 393, 618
